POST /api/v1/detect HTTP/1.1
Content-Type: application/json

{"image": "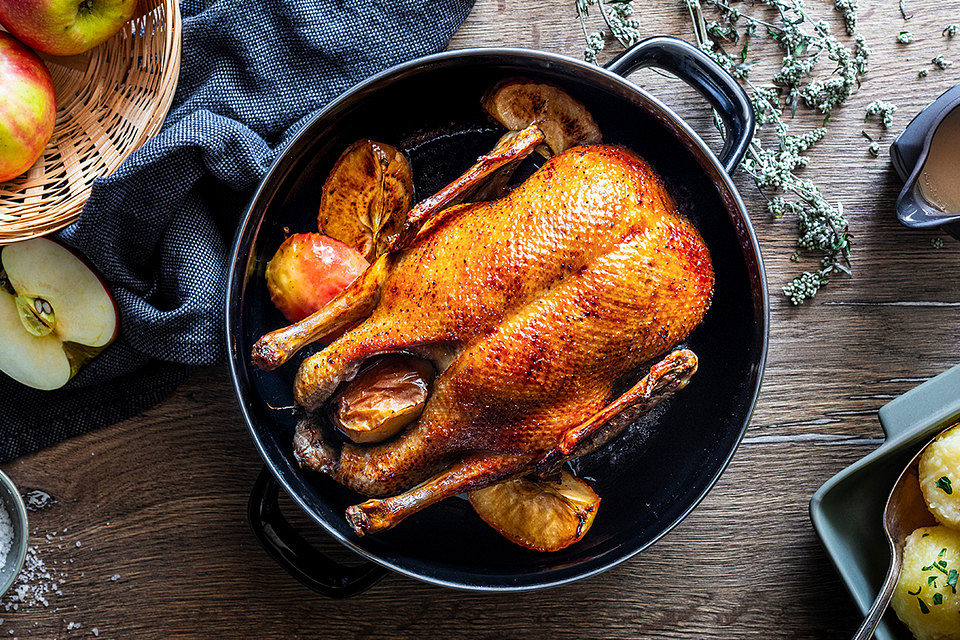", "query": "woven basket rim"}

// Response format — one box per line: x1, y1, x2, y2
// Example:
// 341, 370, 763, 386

0, 0, 183, 244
